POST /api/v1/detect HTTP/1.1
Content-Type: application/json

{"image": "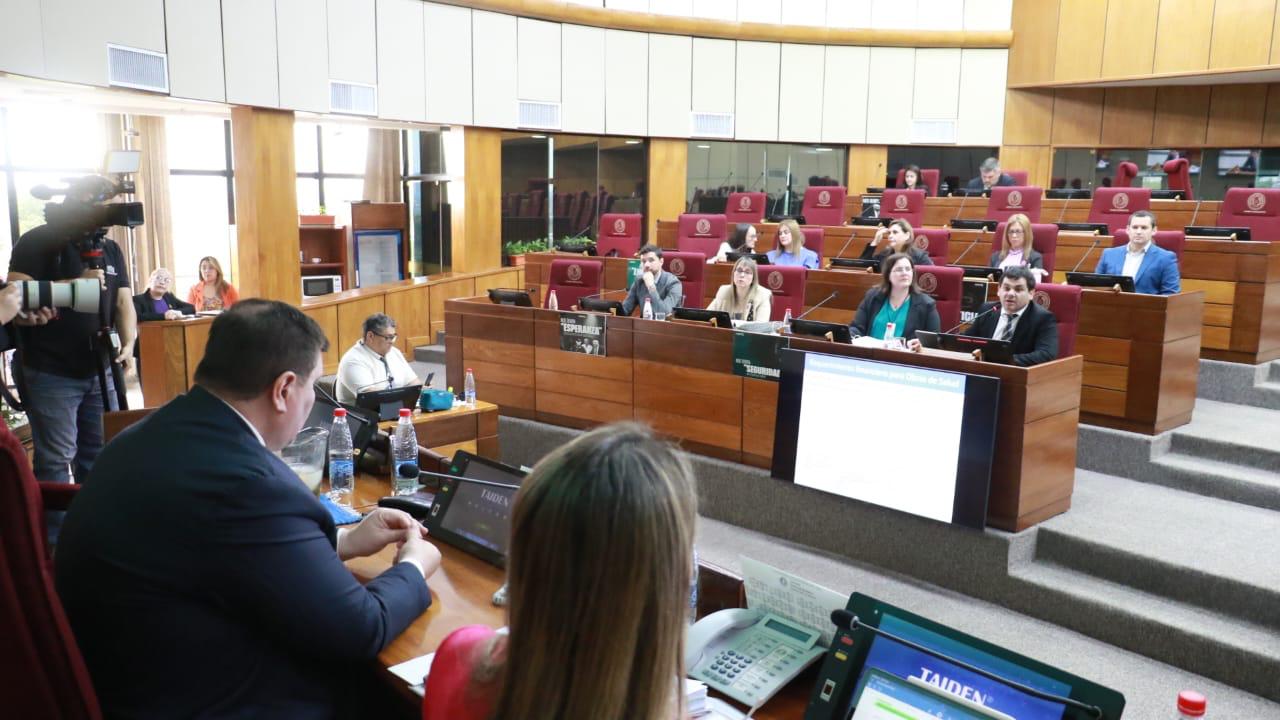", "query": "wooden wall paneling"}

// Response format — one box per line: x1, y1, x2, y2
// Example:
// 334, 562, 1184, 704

1001, 89, 1053, 145
1273, 4, 1280, 64
1051, 0, 1107, 83
1099, 87, 1157, 147
458, 127, 503, 273
182, 322, 211, 389
1151, 85, 1211, 146
139, 324, 190, 407
604, 30, 648, 136
956, 49, 1008, 146
561, 24, 606, 134
1050, 88, 1104, 146
471, 10, 519, 128
276, 0, 330, 113
164, 0, 226, 102
1265, 85, 1280, 146
473, 268, 522, 297
222, 0, 280, 106
1100, 0, 1157, 78
1208, 0, 1277, 70
648, 34, 693, 138
336, 295, 386, 356
431, 278, 478, 336
996, 146, 1052, 188
1152, 0, 1214, 74
230, 106, 301, 304
1206, 84, 1267, 146
1008, 0, 1060, 85
741, 378, 778, 467
424, 2, 474, 125
375, 0, 426, 122
847, 145, 889, 198
384, 284, 433, 353
302, 304, 342, 374
734, 41, 782, 141
647, 139, 688, 240
821, 45, 870, 143
778, 43, 825, 142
